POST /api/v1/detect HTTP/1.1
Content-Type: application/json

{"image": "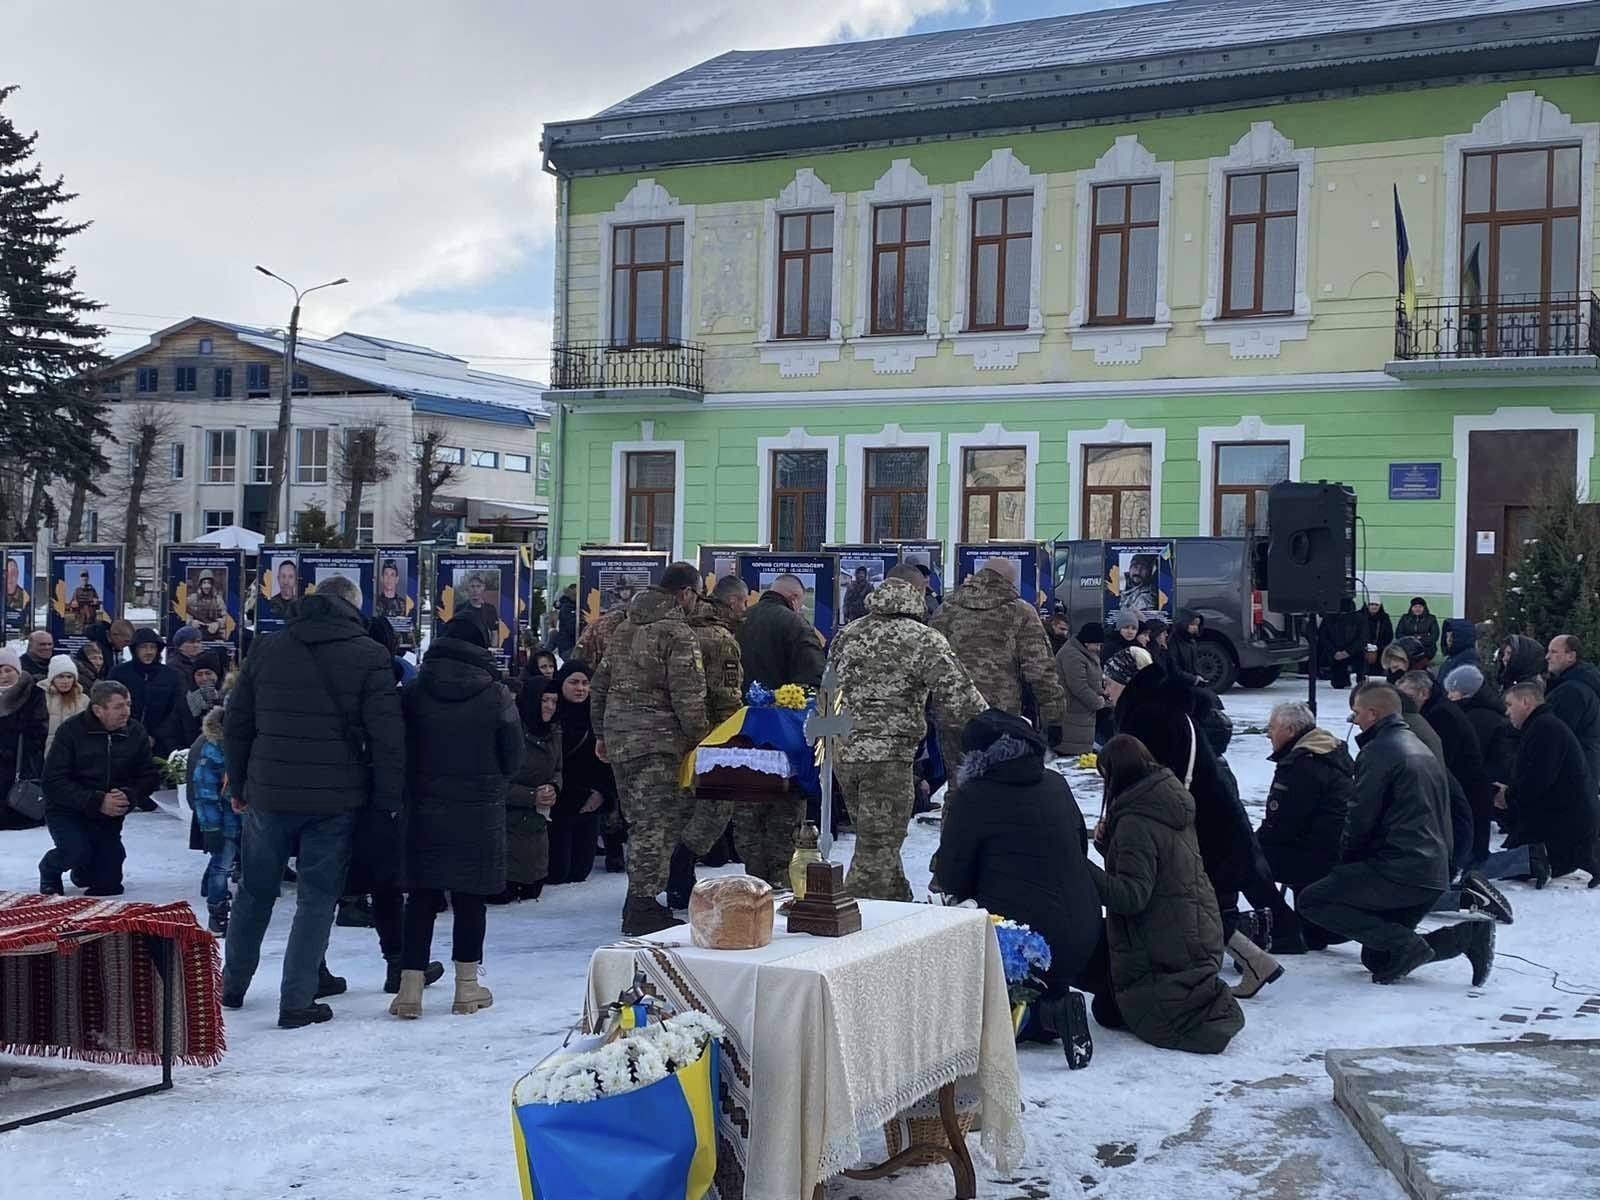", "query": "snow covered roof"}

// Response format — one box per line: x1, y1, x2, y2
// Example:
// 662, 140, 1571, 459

545, 0, 1600, 173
